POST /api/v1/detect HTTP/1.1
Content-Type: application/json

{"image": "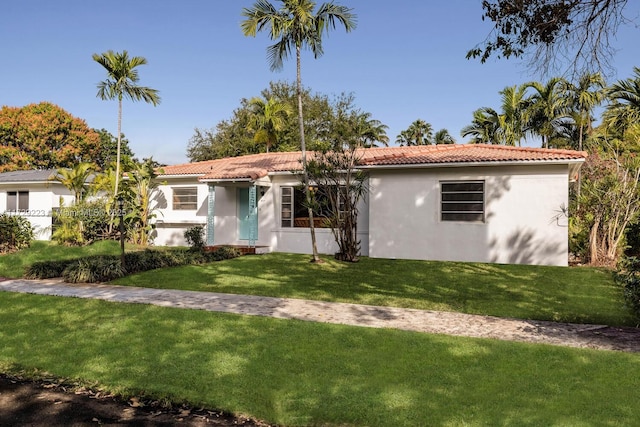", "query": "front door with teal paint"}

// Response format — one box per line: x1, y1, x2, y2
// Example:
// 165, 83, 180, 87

238, 188, 257, 240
